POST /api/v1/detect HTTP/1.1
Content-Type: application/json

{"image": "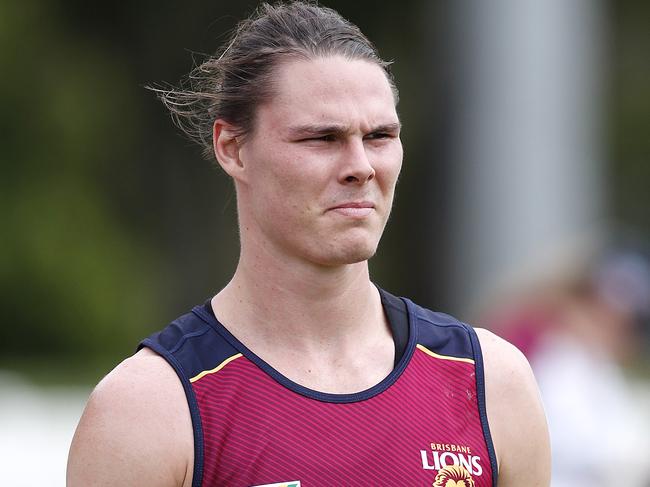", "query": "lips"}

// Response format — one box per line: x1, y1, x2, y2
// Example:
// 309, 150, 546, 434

328, 201, 375, 217
335, 201, 372, 209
